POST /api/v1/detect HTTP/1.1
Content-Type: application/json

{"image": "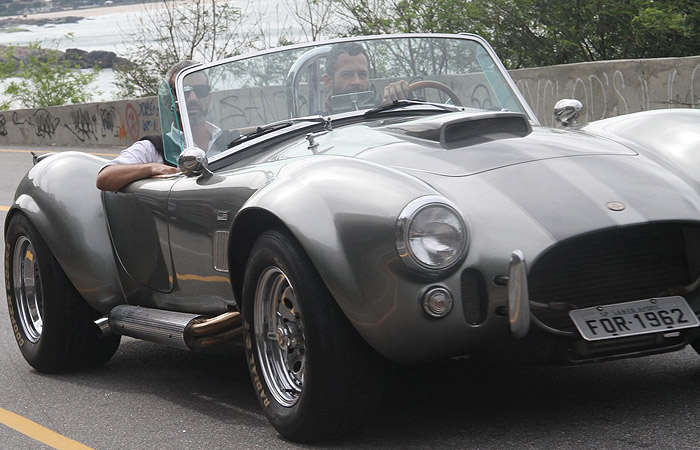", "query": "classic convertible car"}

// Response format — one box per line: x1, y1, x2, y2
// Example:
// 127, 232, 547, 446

5, 33, 700, 442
